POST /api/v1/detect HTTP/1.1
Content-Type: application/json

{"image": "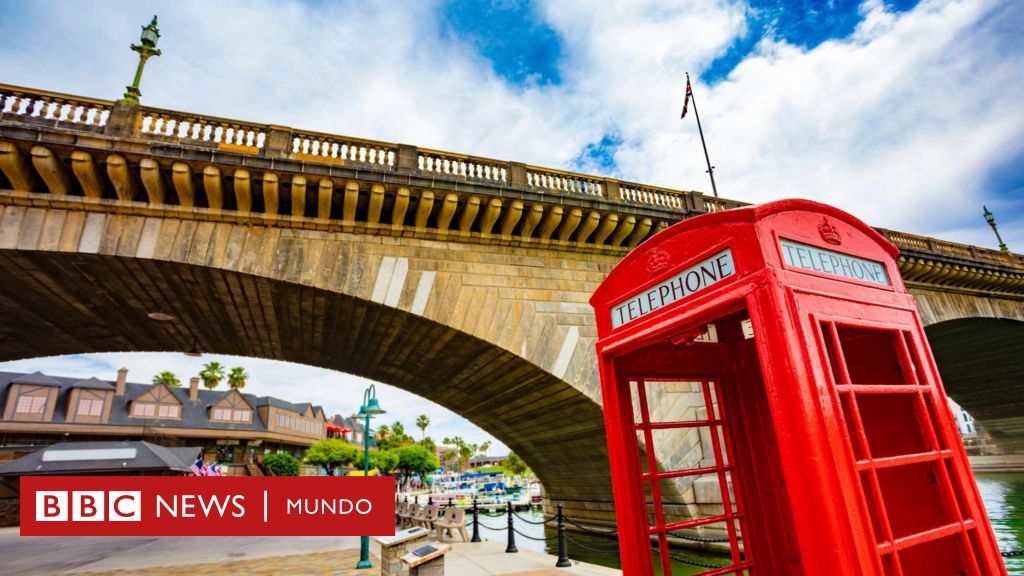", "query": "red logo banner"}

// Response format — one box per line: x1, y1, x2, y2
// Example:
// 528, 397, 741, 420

20, 476, 396, 536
